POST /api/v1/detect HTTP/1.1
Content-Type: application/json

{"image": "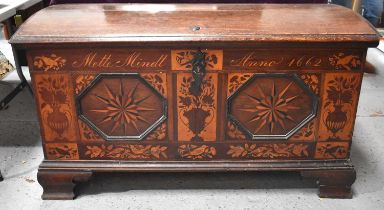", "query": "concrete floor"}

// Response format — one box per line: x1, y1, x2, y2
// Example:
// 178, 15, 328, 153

1, 50, 384, 210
